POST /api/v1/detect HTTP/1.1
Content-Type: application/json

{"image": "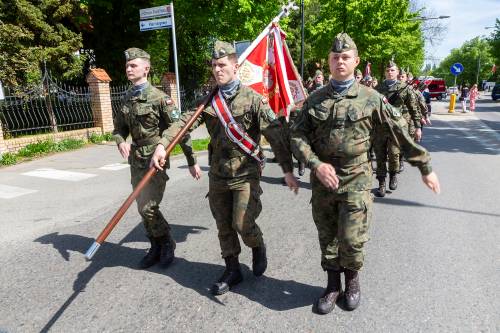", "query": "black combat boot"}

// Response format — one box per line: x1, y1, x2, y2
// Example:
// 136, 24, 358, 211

158, 234, 176, 269
316, 270, 342, 314
344, 269, 361, 311
211, 256, 243, 295
252, 244, 267, 276
139, 236, 161, 269
376, 177, 386, 197
389, 172, 398, 191
298, 162, 306, 176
